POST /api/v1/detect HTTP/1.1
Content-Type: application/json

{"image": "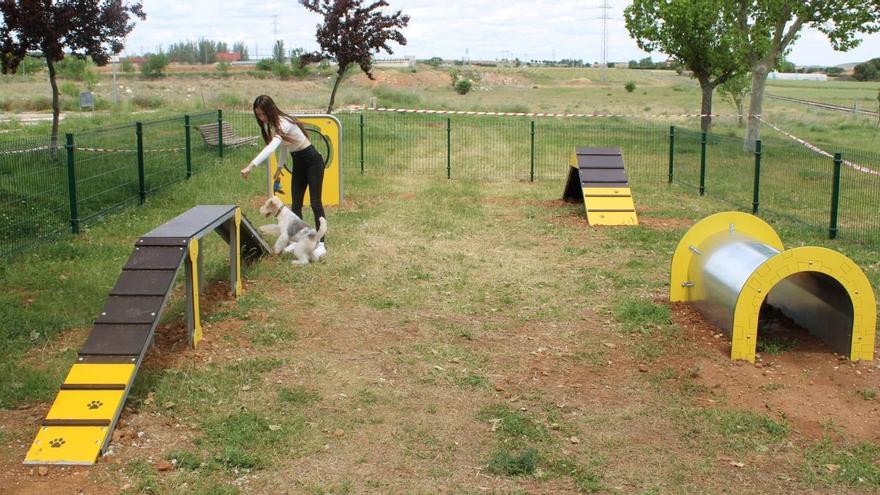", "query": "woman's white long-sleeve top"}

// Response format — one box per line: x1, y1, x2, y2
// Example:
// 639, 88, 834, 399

249, 118, 310, 169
